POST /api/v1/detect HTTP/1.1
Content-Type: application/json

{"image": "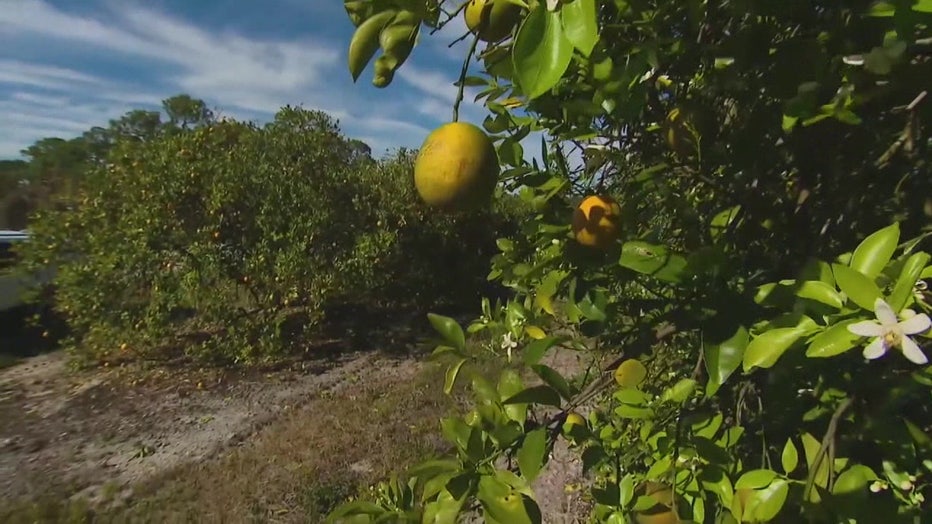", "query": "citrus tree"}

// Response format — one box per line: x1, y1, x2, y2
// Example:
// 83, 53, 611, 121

13, 106, 525, 366
330, 0, 932, 522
